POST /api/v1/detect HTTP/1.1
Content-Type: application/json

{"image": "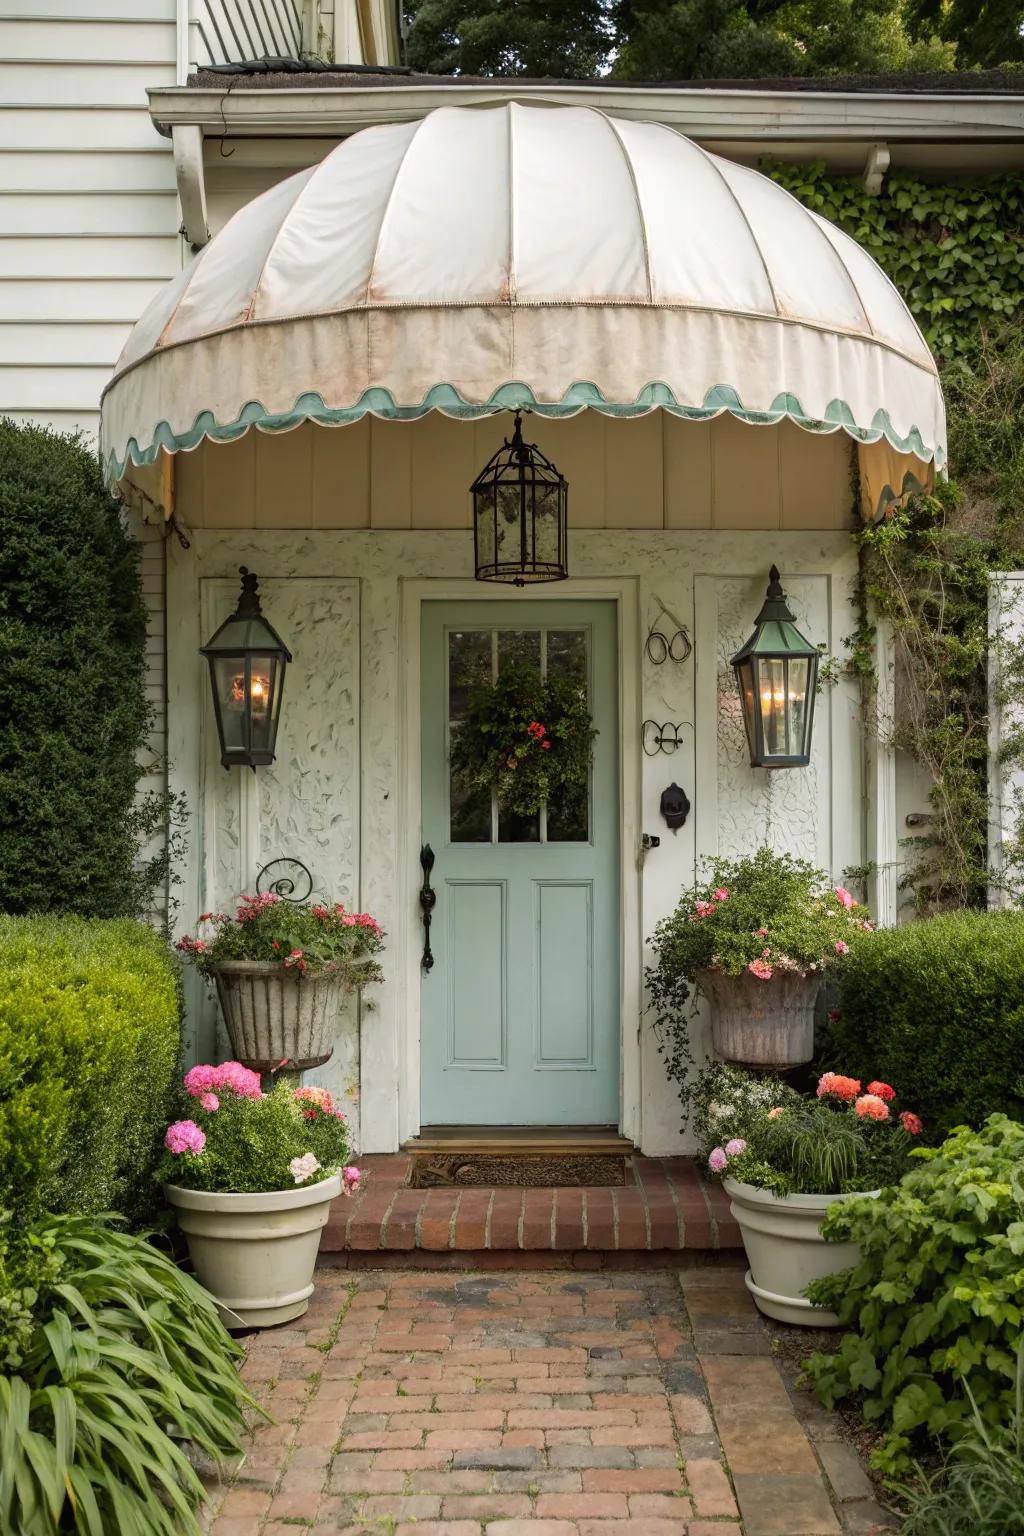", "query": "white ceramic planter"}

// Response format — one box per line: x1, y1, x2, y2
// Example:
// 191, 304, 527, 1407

212, 961, 344, 1073
723, 1176, 875, 1327
698, 968, 821, 1068
165, 1173, 341, 1329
